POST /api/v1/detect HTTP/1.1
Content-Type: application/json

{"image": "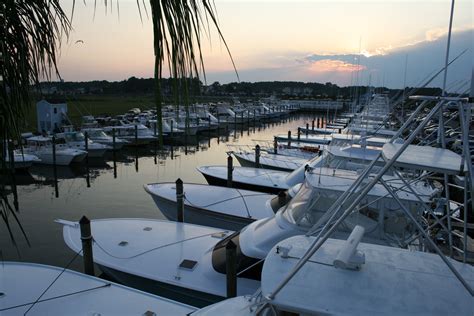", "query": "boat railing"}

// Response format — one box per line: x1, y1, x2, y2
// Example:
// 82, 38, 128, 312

263, 95, 474, 303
